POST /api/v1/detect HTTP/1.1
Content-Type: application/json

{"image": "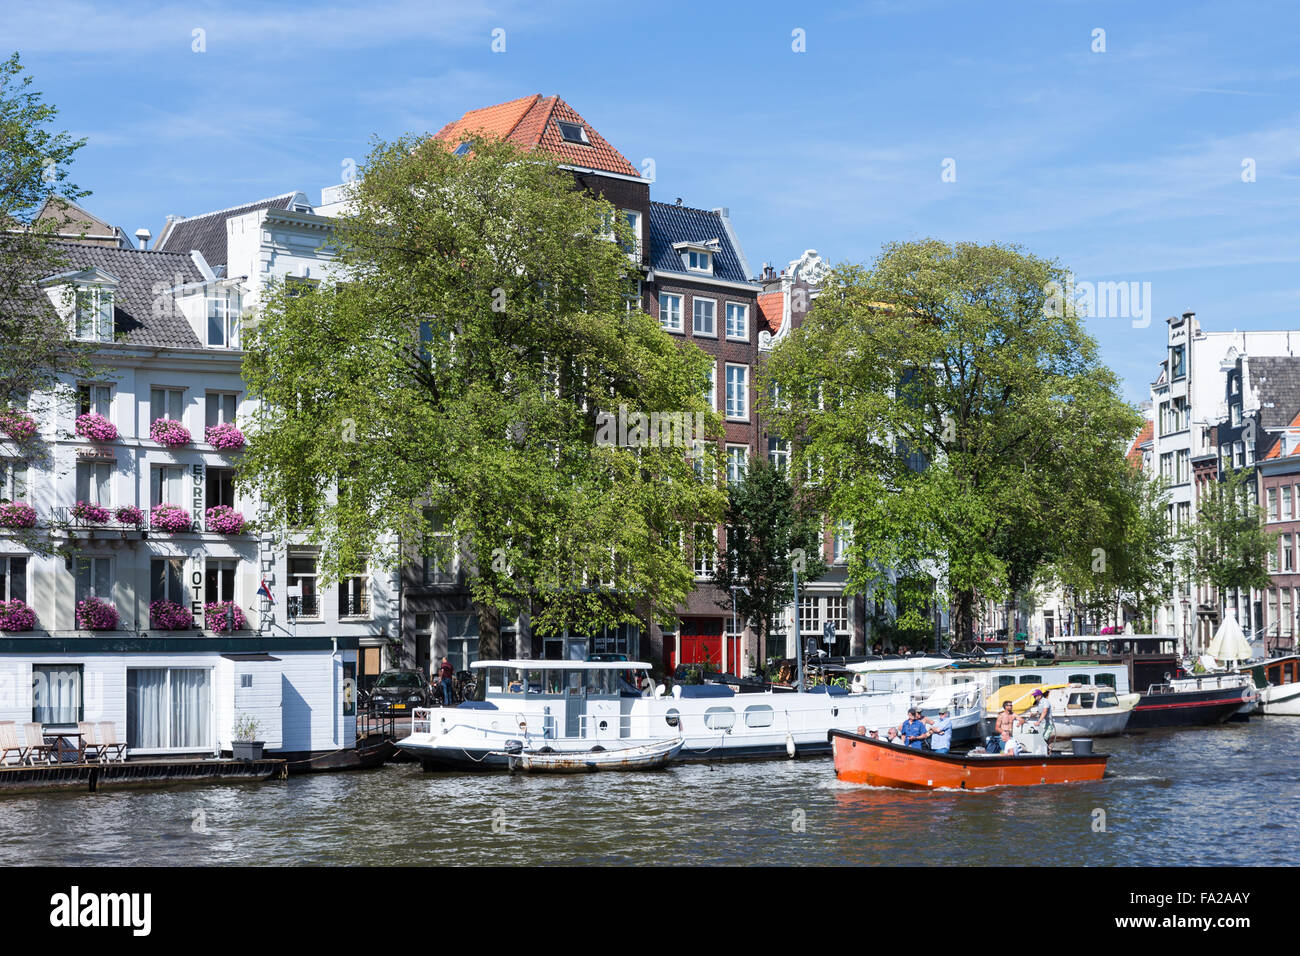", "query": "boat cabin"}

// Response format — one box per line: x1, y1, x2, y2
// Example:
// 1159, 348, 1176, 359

1248, 655, 1299, 690
1049, 634, 1181, 692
